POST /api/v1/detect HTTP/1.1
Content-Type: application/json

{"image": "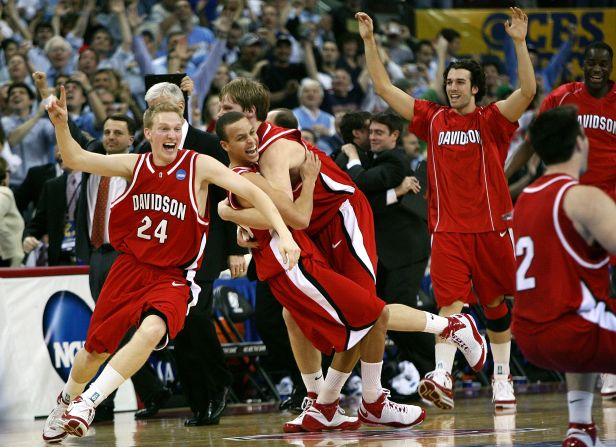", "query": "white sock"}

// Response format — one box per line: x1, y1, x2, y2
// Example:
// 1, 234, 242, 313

567, 391, 593, 424
316, 368, 350, 405
491, 341, 511, 376
81, 366, 125, 408
435, 342, 457, 373
361, 360, 383, 403
62, 376, 87, 404
423, 312, 449, 335
302, 369, 324, 395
